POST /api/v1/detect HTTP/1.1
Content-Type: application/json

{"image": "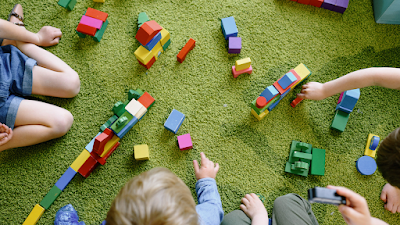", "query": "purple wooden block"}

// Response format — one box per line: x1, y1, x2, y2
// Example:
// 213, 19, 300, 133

228, 37, 241, 54
321, 0, 337, 11
80, 15, 103, 30
335, 0, 349, 13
